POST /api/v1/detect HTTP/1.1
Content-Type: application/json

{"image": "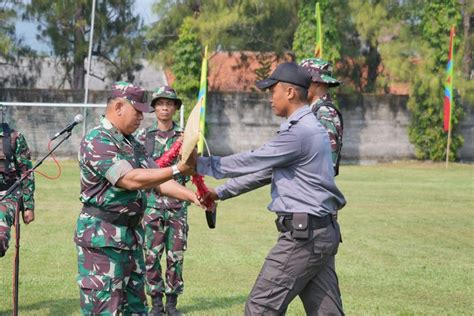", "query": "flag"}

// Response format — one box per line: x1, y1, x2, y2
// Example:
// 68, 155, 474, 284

443, 25, 455, 132
314, 2, 323, 58
197, 45, 208, 154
